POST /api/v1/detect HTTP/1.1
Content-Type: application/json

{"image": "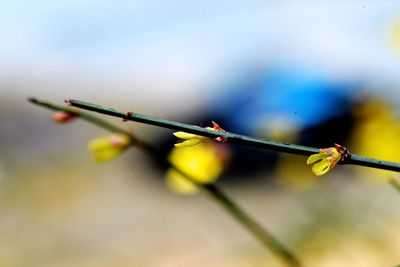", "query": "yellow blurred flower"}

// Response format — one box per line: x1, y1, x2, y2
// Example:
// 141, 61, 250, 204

88, 134, 131, 163
167, 141, 226, 194
307, 145, 346, 176
351, 100, 400, 180
277, 154, 319, 190
391, 18, 400, 52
